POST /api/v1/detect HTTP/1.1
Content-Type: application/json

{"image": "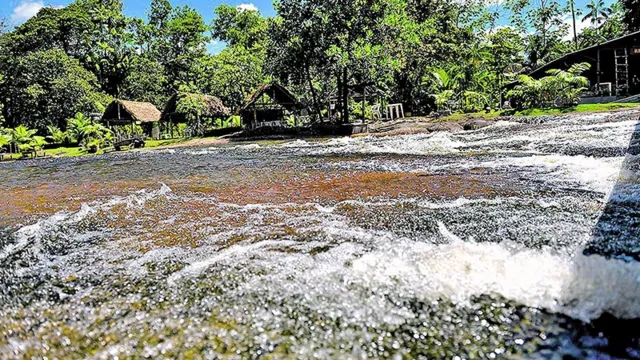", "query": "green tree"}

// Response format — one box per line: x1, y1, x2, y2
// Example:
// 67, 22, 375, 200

582, 0, 613, 35
427, 68, 461, 111
163, 6, 210, 90
578, 2, 627, 48
0, 49, 109, 132
86, 0, 134, 97
506, 0, 569, 67
120, 56, 168, 107
207, 4, 269, 109
0, 3, 93, 62
271, 0, 409, 123
621, 0, 639, 31
202, 47, 266, 110
212, 4, 268, 49
487, 28, 525, 106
